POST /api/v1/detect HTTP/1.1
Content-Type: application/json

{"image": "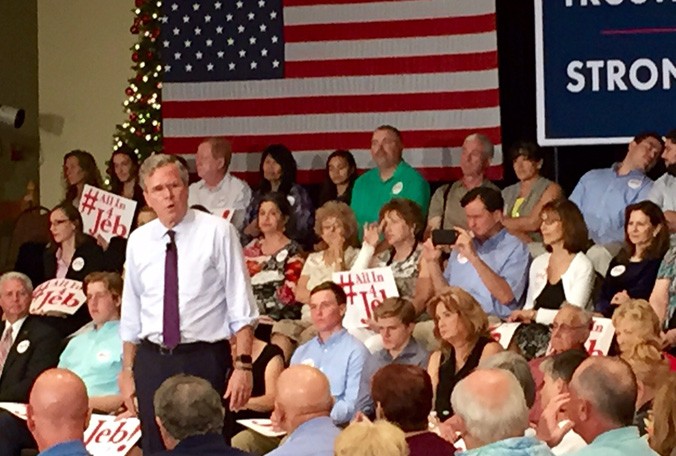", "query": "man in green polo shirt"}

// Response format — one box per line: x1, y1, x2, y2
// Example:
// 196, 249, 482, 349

350, 125, 430, 238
